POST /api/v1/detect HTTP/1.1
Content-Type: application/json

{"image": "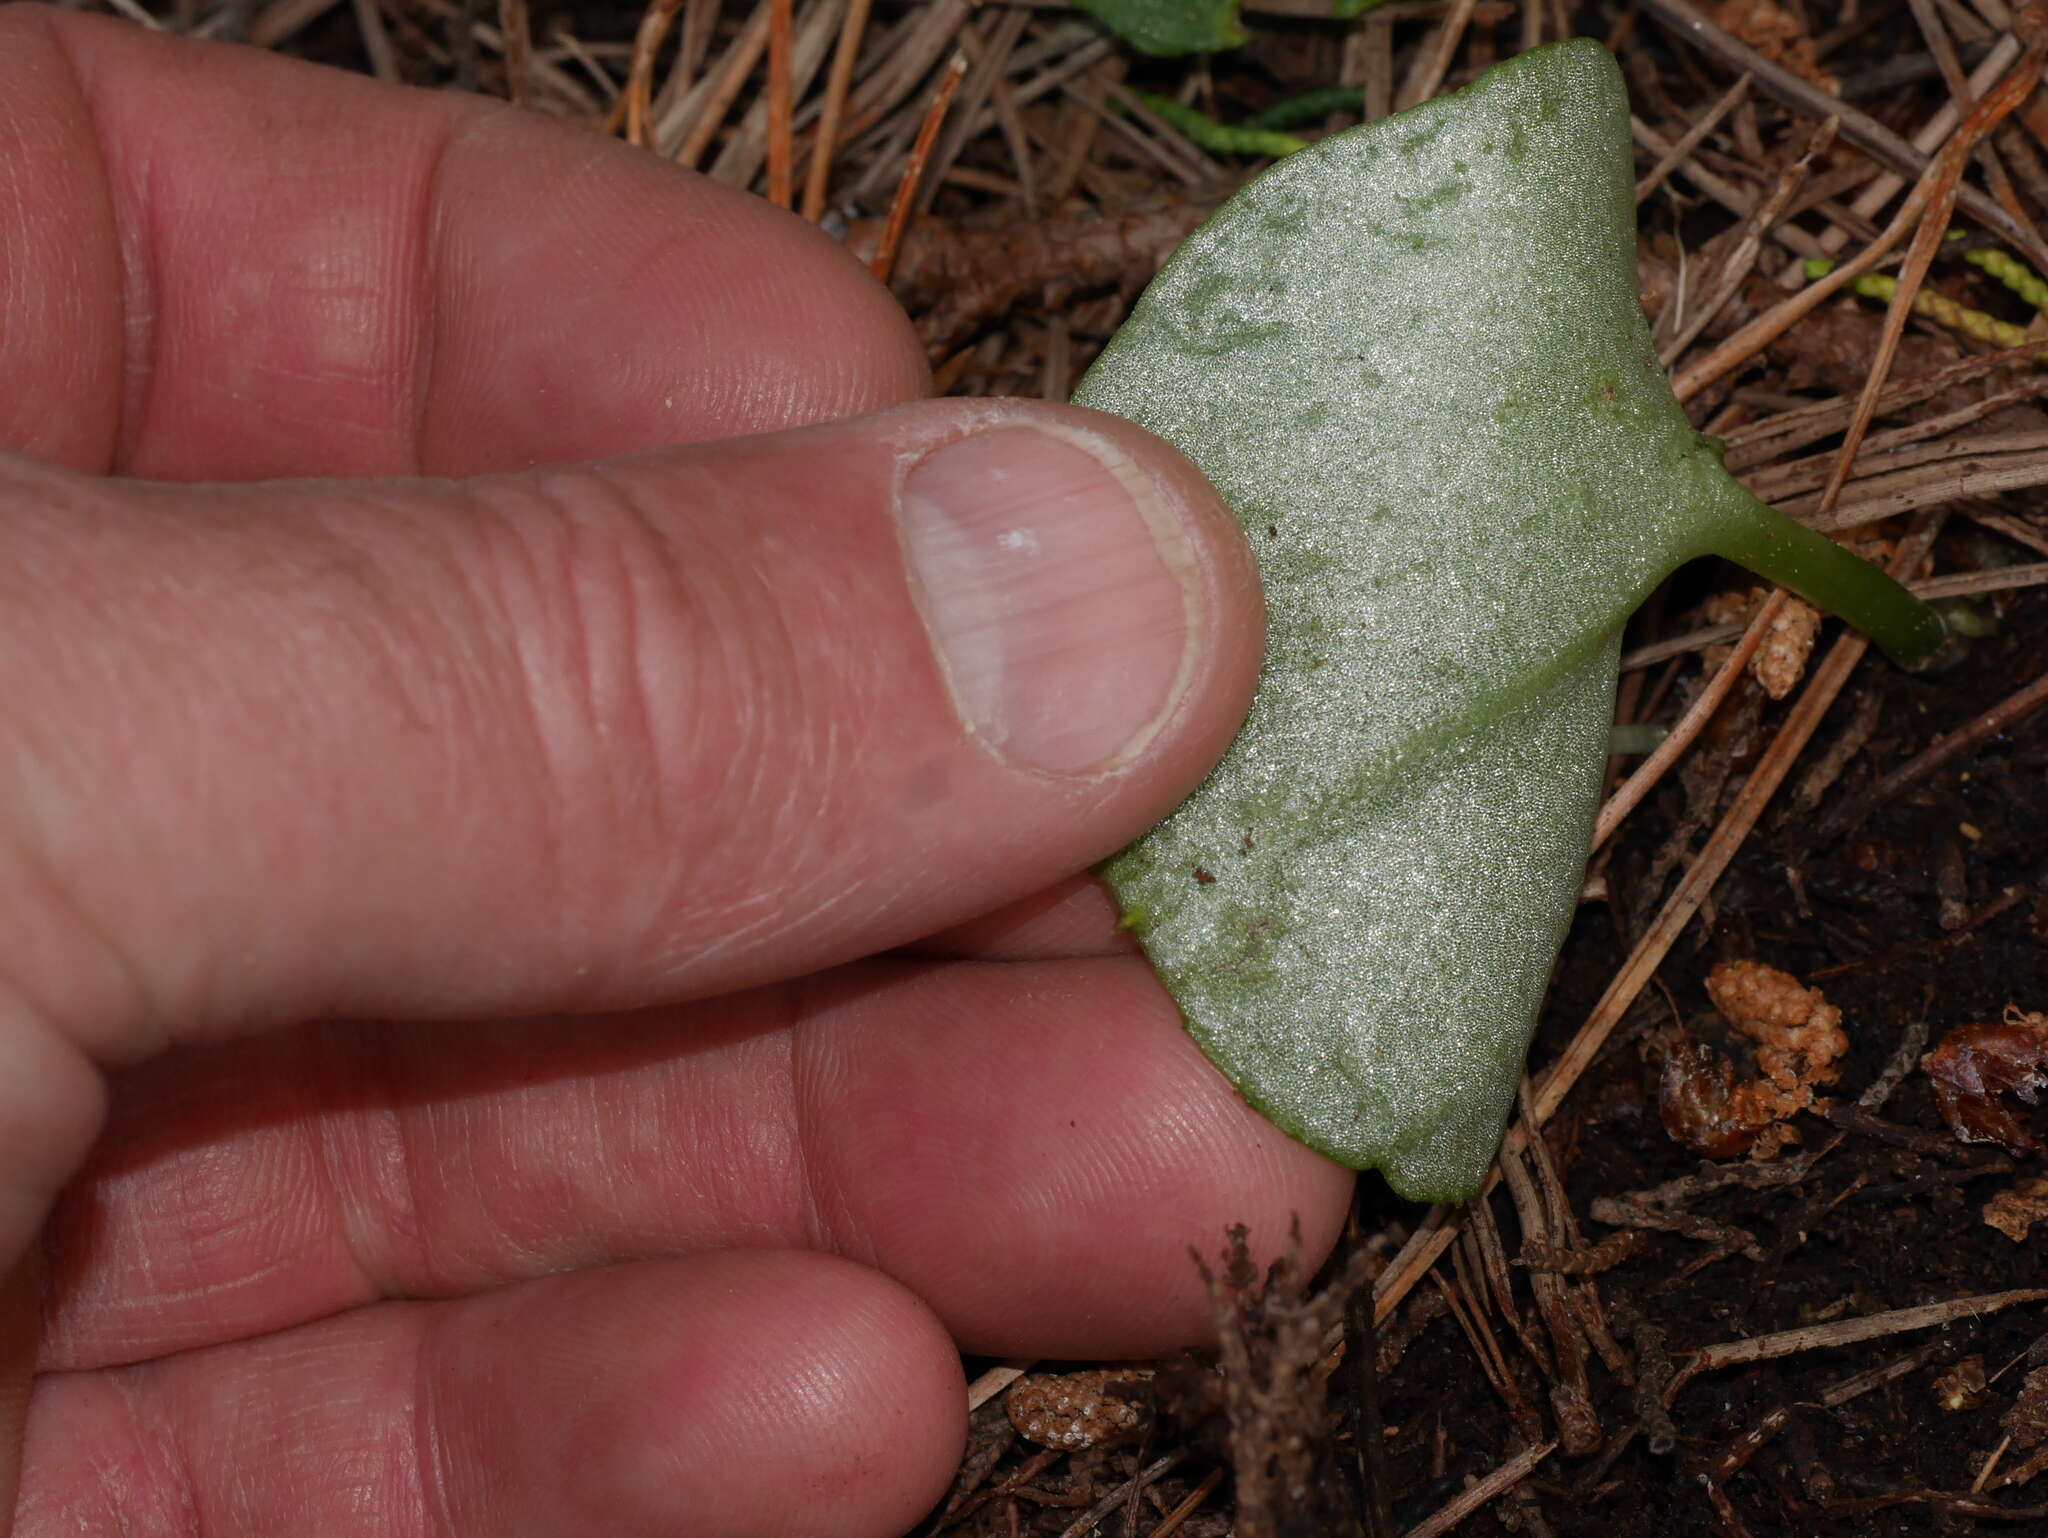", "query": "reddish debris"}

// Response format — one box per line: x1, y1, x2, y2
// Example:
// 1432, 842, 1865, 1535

1660, 1037, 1774, 1159
1659, 962, 1848, 1158
1922, 1008, 2048, 1155
1005, 1368, 1154, 1450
